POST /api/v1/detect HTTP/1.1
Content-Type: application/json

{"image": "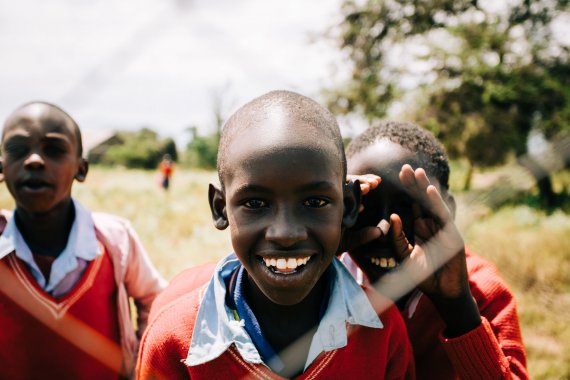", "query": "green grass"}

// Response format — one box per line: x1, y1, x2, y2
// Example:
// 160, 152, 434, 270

1, 165, 568, 379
